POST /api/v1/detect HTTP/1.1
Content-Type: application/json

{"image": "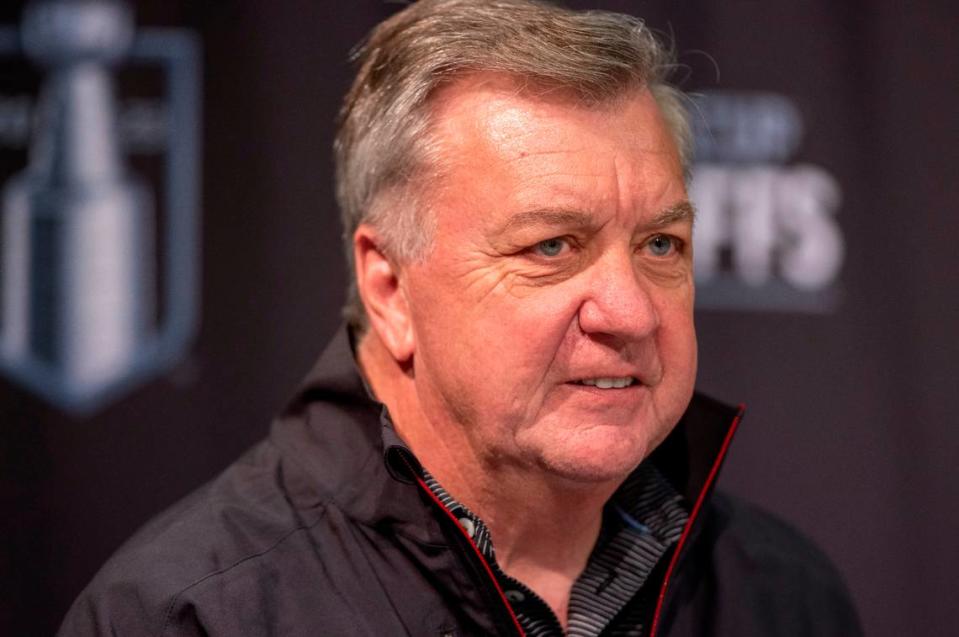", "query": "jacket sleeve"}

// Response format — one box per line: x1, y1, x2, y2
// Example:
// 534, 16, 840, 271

57, 572, 209, 637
